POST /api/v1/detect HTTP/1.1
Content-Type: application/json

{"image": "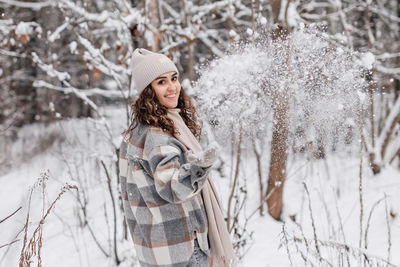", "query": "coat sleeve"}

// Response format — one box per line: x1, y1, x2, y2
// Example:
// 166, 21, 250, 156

145, 139, 210, 204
